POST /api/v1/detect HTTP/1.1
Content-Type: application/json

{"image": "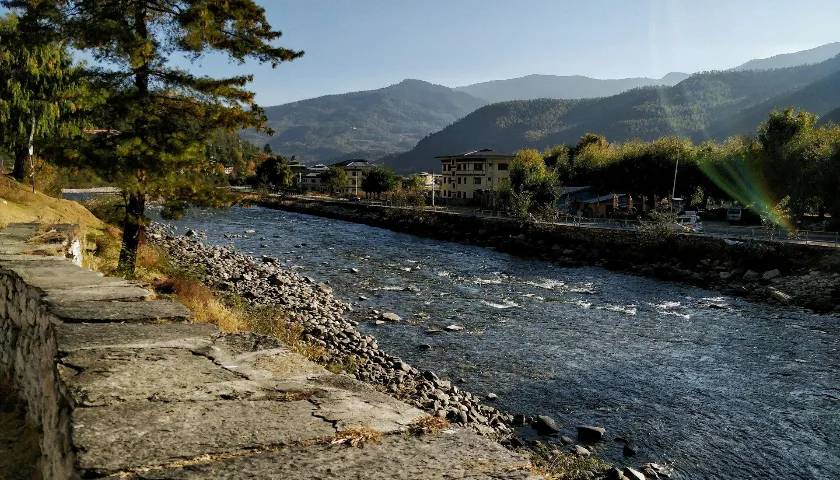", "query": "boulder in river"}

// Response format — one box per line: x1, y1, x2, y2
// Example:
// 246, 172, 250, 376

622, 467, 646, 480
762, 268, 781, 280
576, 425, 606, 442
533, 415, 561, 434
381, 312, 402, 322
569, 445, 591, 456
445, 324, 464, 332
